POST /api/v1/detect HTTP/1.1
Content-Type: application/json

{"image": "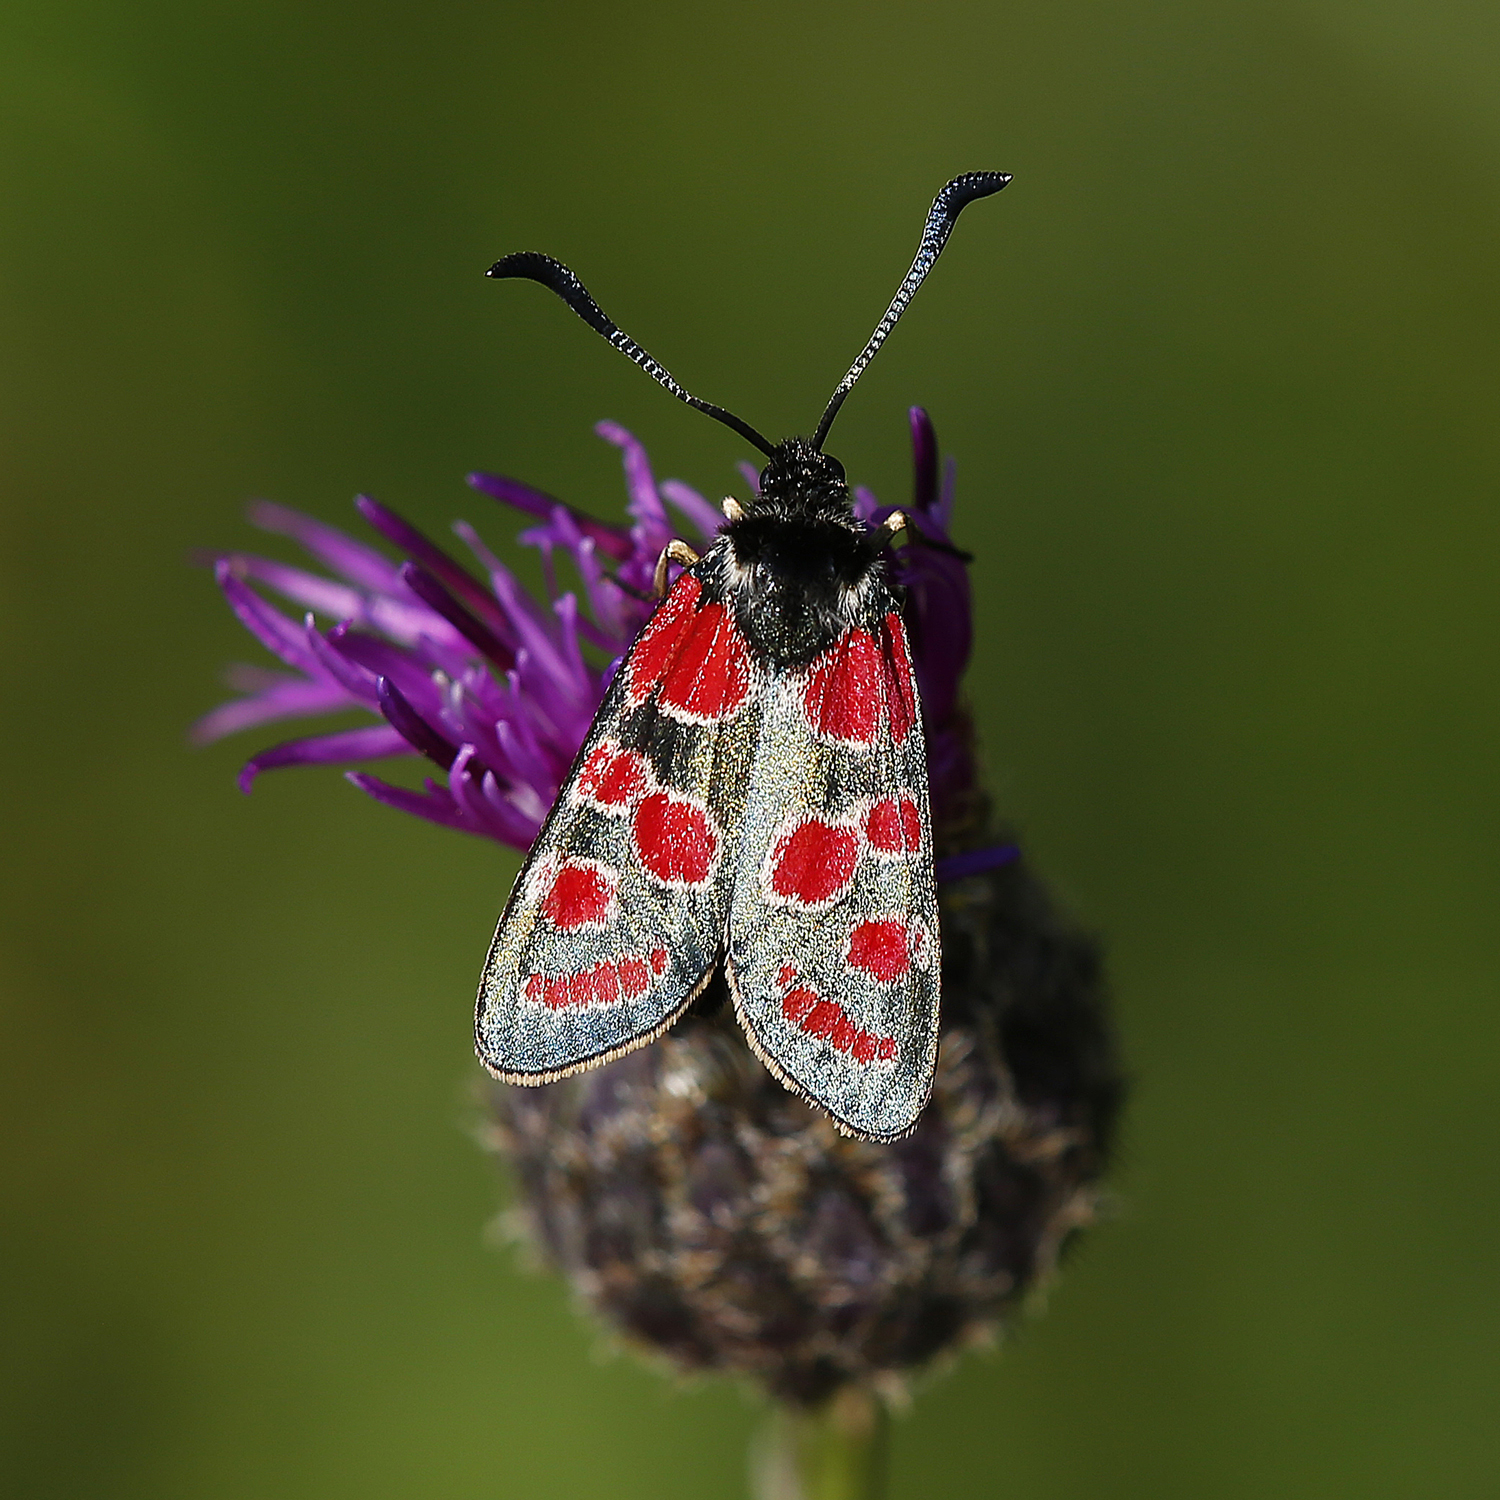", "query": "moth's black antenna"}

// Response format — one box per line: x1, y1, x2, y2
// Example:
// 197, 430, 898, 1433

812, 172, 1012, 452
487, 251, 776, 458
